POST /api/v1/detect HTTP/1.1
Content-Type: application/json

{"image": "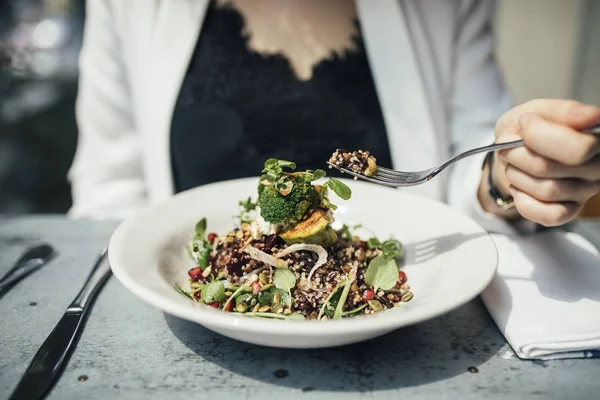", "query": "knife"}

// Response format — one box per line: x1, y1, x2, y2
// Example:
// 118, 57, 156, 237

0, 244, 56, 299
9, 248, 111, 400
